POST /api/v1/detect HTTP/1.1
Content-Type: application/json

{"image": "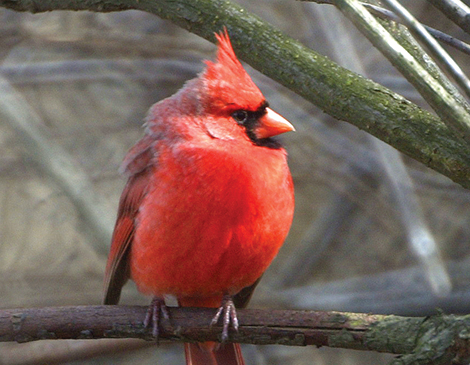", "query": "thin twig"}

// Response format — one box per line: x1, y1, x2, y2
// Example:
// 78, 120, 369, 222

381, 0, 470, 99
332, 0, 470, 141
301, 0, 470, 55
366, 2, 470, 56
426, 0, 470, 36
